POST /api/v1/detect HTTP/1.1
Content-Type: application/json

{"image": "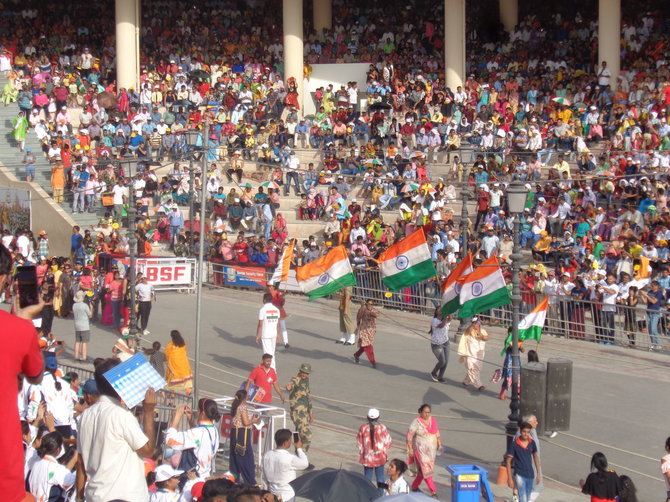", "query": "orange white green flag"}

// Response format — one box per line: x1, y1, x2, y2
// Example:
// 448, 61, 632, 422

295, 245, 356, 300
269, 239, 295, 285
500, 297, 549, 354
457, 255, 511, 318
440, 253, 474, 316
378, 228, 436, 291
